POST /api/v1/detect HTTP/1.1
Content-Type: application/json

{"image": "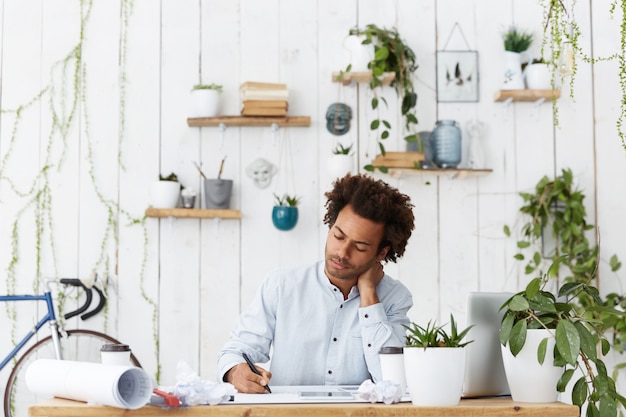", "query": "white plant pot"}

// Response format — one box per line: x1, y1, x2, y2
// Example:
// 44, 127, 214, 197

190, 89, 220, 118
327, 154, 354, 179
343, 34, 373, 72
501, 328, 564, 402
149, 181, 180, 208
404, 347, 465, 406
524, 63, 552, 90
